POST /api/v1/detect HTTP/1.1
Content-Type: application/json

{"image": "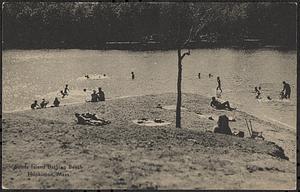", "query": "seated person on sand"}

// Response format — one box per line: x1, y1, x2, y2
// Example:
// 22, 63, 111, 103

97, 87, 105, 101
40, 99, 49, 108
53, 97, 60, 107
83, 89, 92, 102
31, 100, 40, 109
214, 115, 232, 135
91, 90, 99, 102
210, 97, 236, 111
